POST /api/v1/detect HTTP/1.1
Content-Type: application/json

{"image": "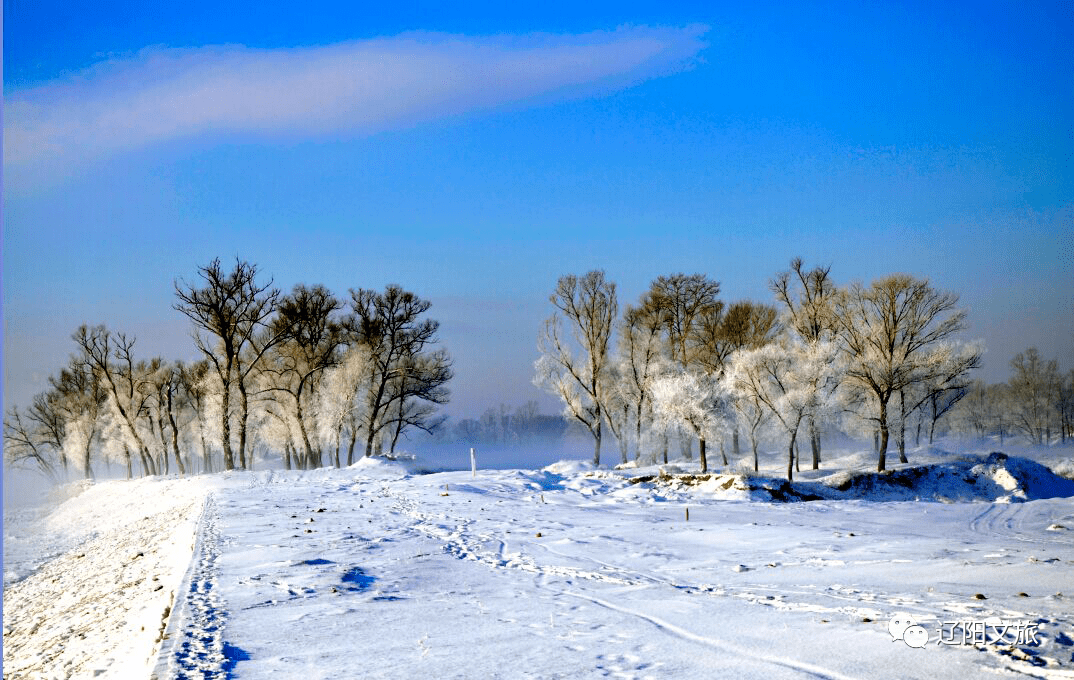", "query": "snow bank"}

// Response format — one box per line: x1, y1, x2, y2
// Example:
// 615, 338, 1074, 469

2, 476, 216, 678
826, 452, 1074, 503
630, 453, 1074, 504
542, 459, 597, 475
347, 455, 411, 478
